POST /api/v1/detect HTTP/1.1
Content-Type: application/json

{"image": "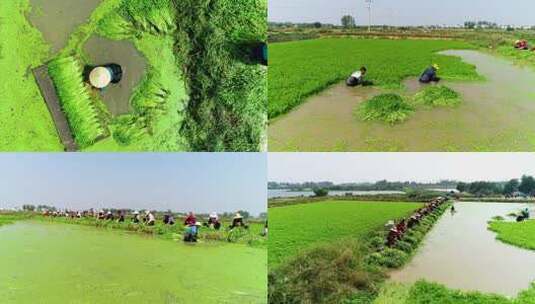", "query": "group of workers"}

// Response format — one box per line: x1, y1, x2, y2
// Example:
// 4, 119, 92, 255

346, 64, 441, 88
386, 197, 448, 247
